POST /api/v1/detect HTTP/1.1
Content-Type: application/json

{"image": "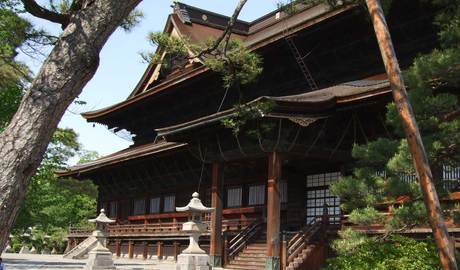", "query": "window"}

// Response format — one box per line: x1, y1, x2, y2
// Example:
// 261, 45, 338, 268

149, 197, 160, 214
280, 181, 288, 203
109, 201, 118, 218
227, 187, 242, 207
248, 184, 265, 205
133, 199, 145, 215
306, 172, 341, 224
163, 195, 175, 212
